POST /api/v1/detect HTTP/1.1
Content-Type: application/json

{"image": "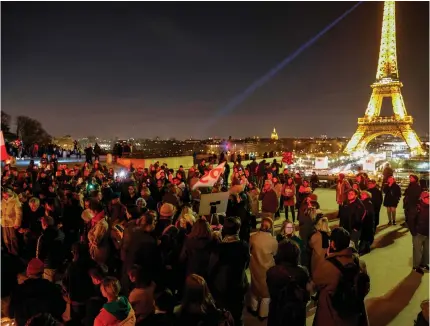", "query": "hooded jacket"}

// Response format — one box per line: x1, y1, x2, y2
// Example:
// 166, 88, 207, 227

94, 296, 136, 326
1, 194, 22, 228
